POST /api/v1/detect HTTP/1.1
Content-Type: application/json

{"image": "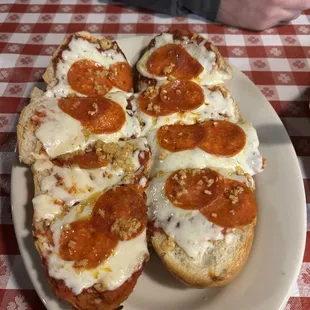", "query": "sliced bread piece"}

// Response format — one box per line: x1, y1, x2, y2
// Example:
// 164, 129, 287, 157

151, 220, 255, 287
